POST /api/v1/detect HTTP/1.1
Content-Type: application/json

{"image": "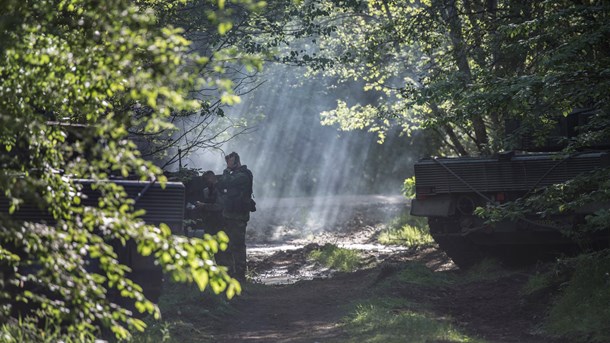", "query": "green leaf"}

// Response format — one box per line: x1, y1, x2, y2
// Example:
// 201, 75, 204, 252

160, 223, 171, 236
226, 279, 241, 299
192, 268, 209, 291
